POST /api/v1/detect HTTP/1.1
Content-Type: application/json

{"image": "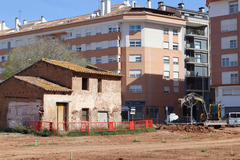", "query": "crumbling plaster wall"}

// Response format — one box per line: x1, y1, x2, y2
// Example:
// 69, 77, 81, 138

43, 77, 122, 125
